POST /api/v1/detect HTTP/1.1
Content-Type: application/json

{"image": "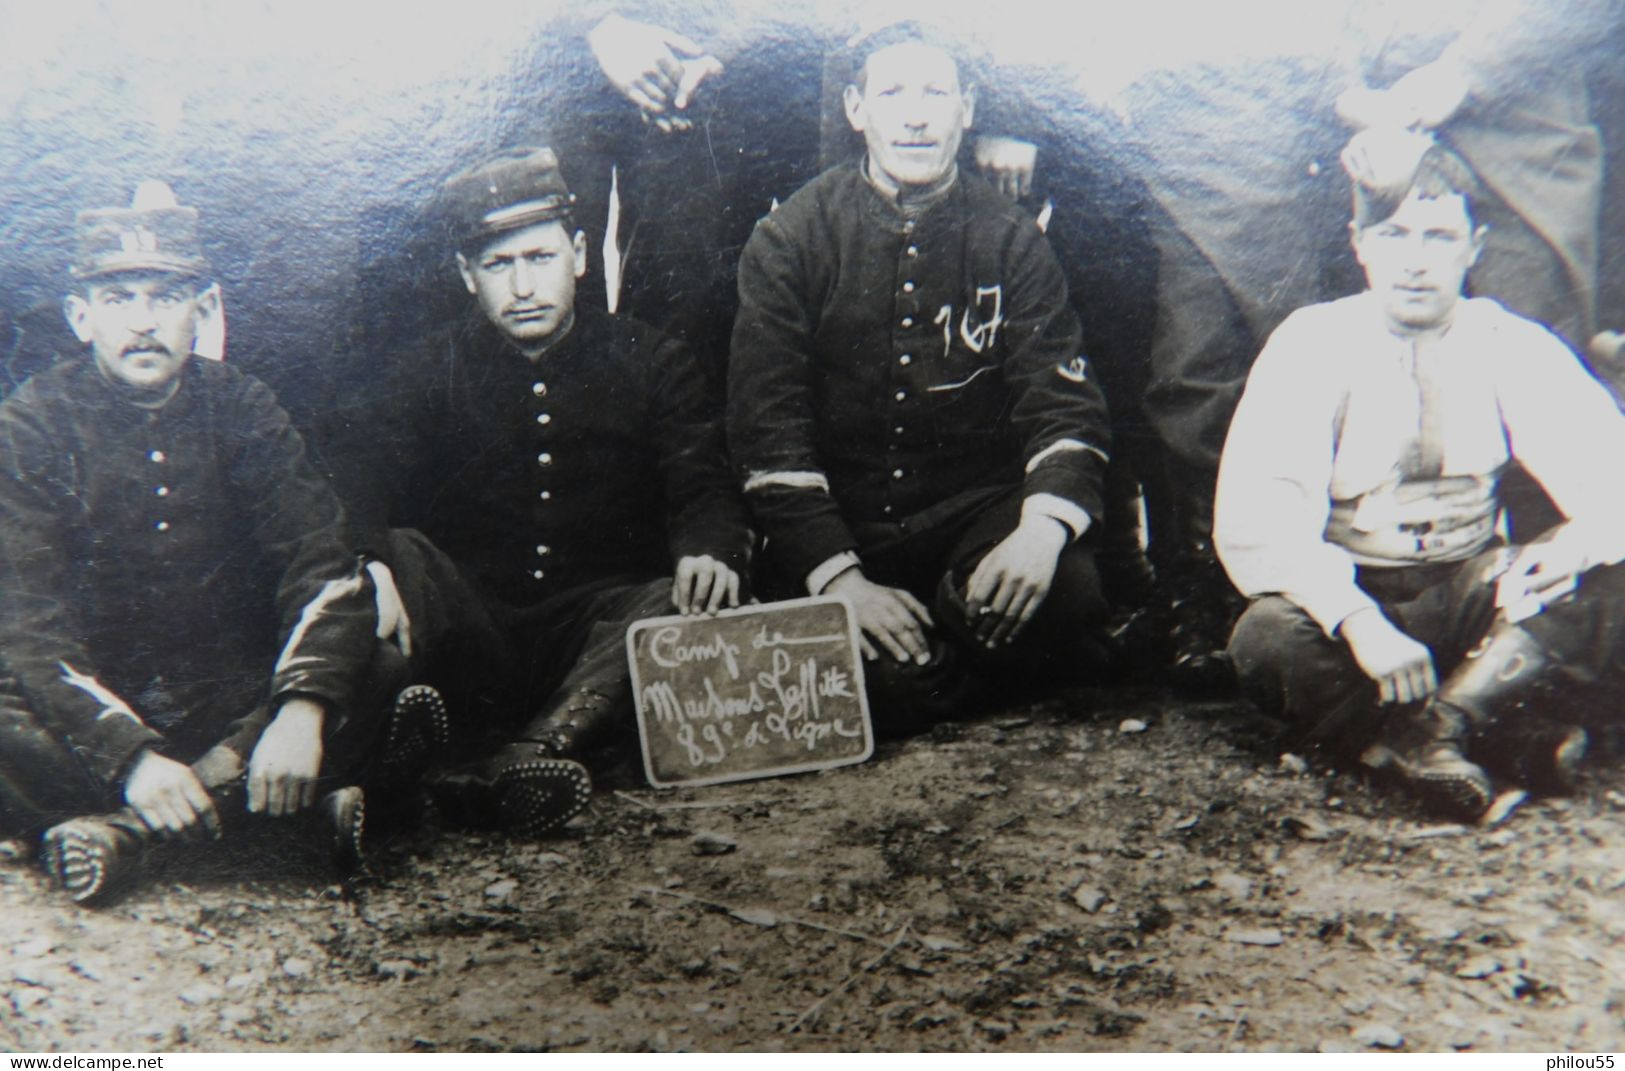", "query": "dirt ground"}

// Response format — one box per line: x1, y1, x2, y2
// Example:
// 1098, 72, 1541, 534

2, 684, 1623, 1053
